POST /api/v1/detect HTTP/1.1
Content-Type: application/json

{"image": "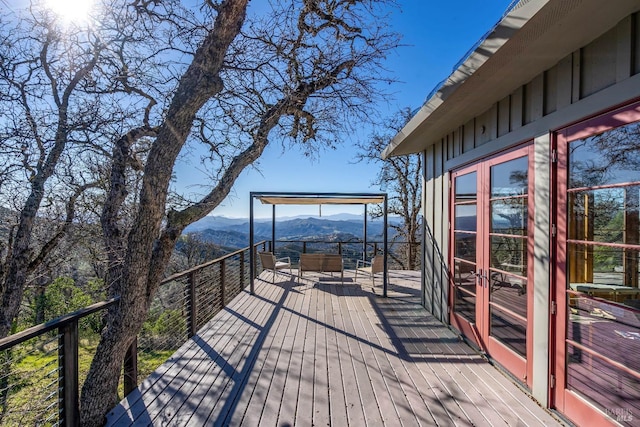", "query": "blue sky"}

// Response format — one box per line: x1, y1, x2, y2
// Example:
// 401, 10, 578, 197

177, 1, 516, 219
4, 1, 515, 219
